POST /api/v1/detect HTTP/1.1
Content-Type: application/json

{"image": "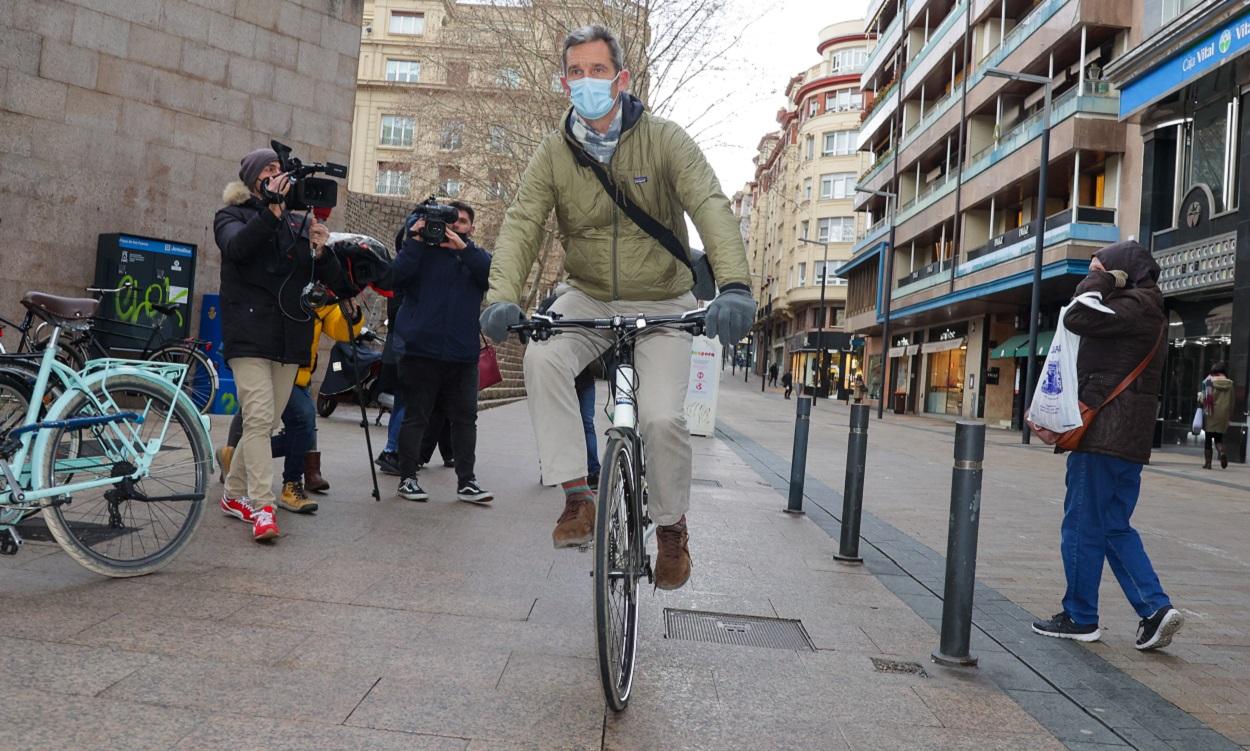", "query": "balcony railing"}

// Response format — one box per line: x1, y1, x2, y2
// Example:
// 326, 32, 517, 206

898, 254, 957, 286
905, 3, 967, 85
963, 206, 1116, 262
900, 86, 960, 150
858, 147, 896, 185
863, 11, 903, 83
895, 172, 957, 224
961, 85, 1118, 181
969, 0, 1069, 89
858, 78, 901, 148
849, 217, 892, 255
